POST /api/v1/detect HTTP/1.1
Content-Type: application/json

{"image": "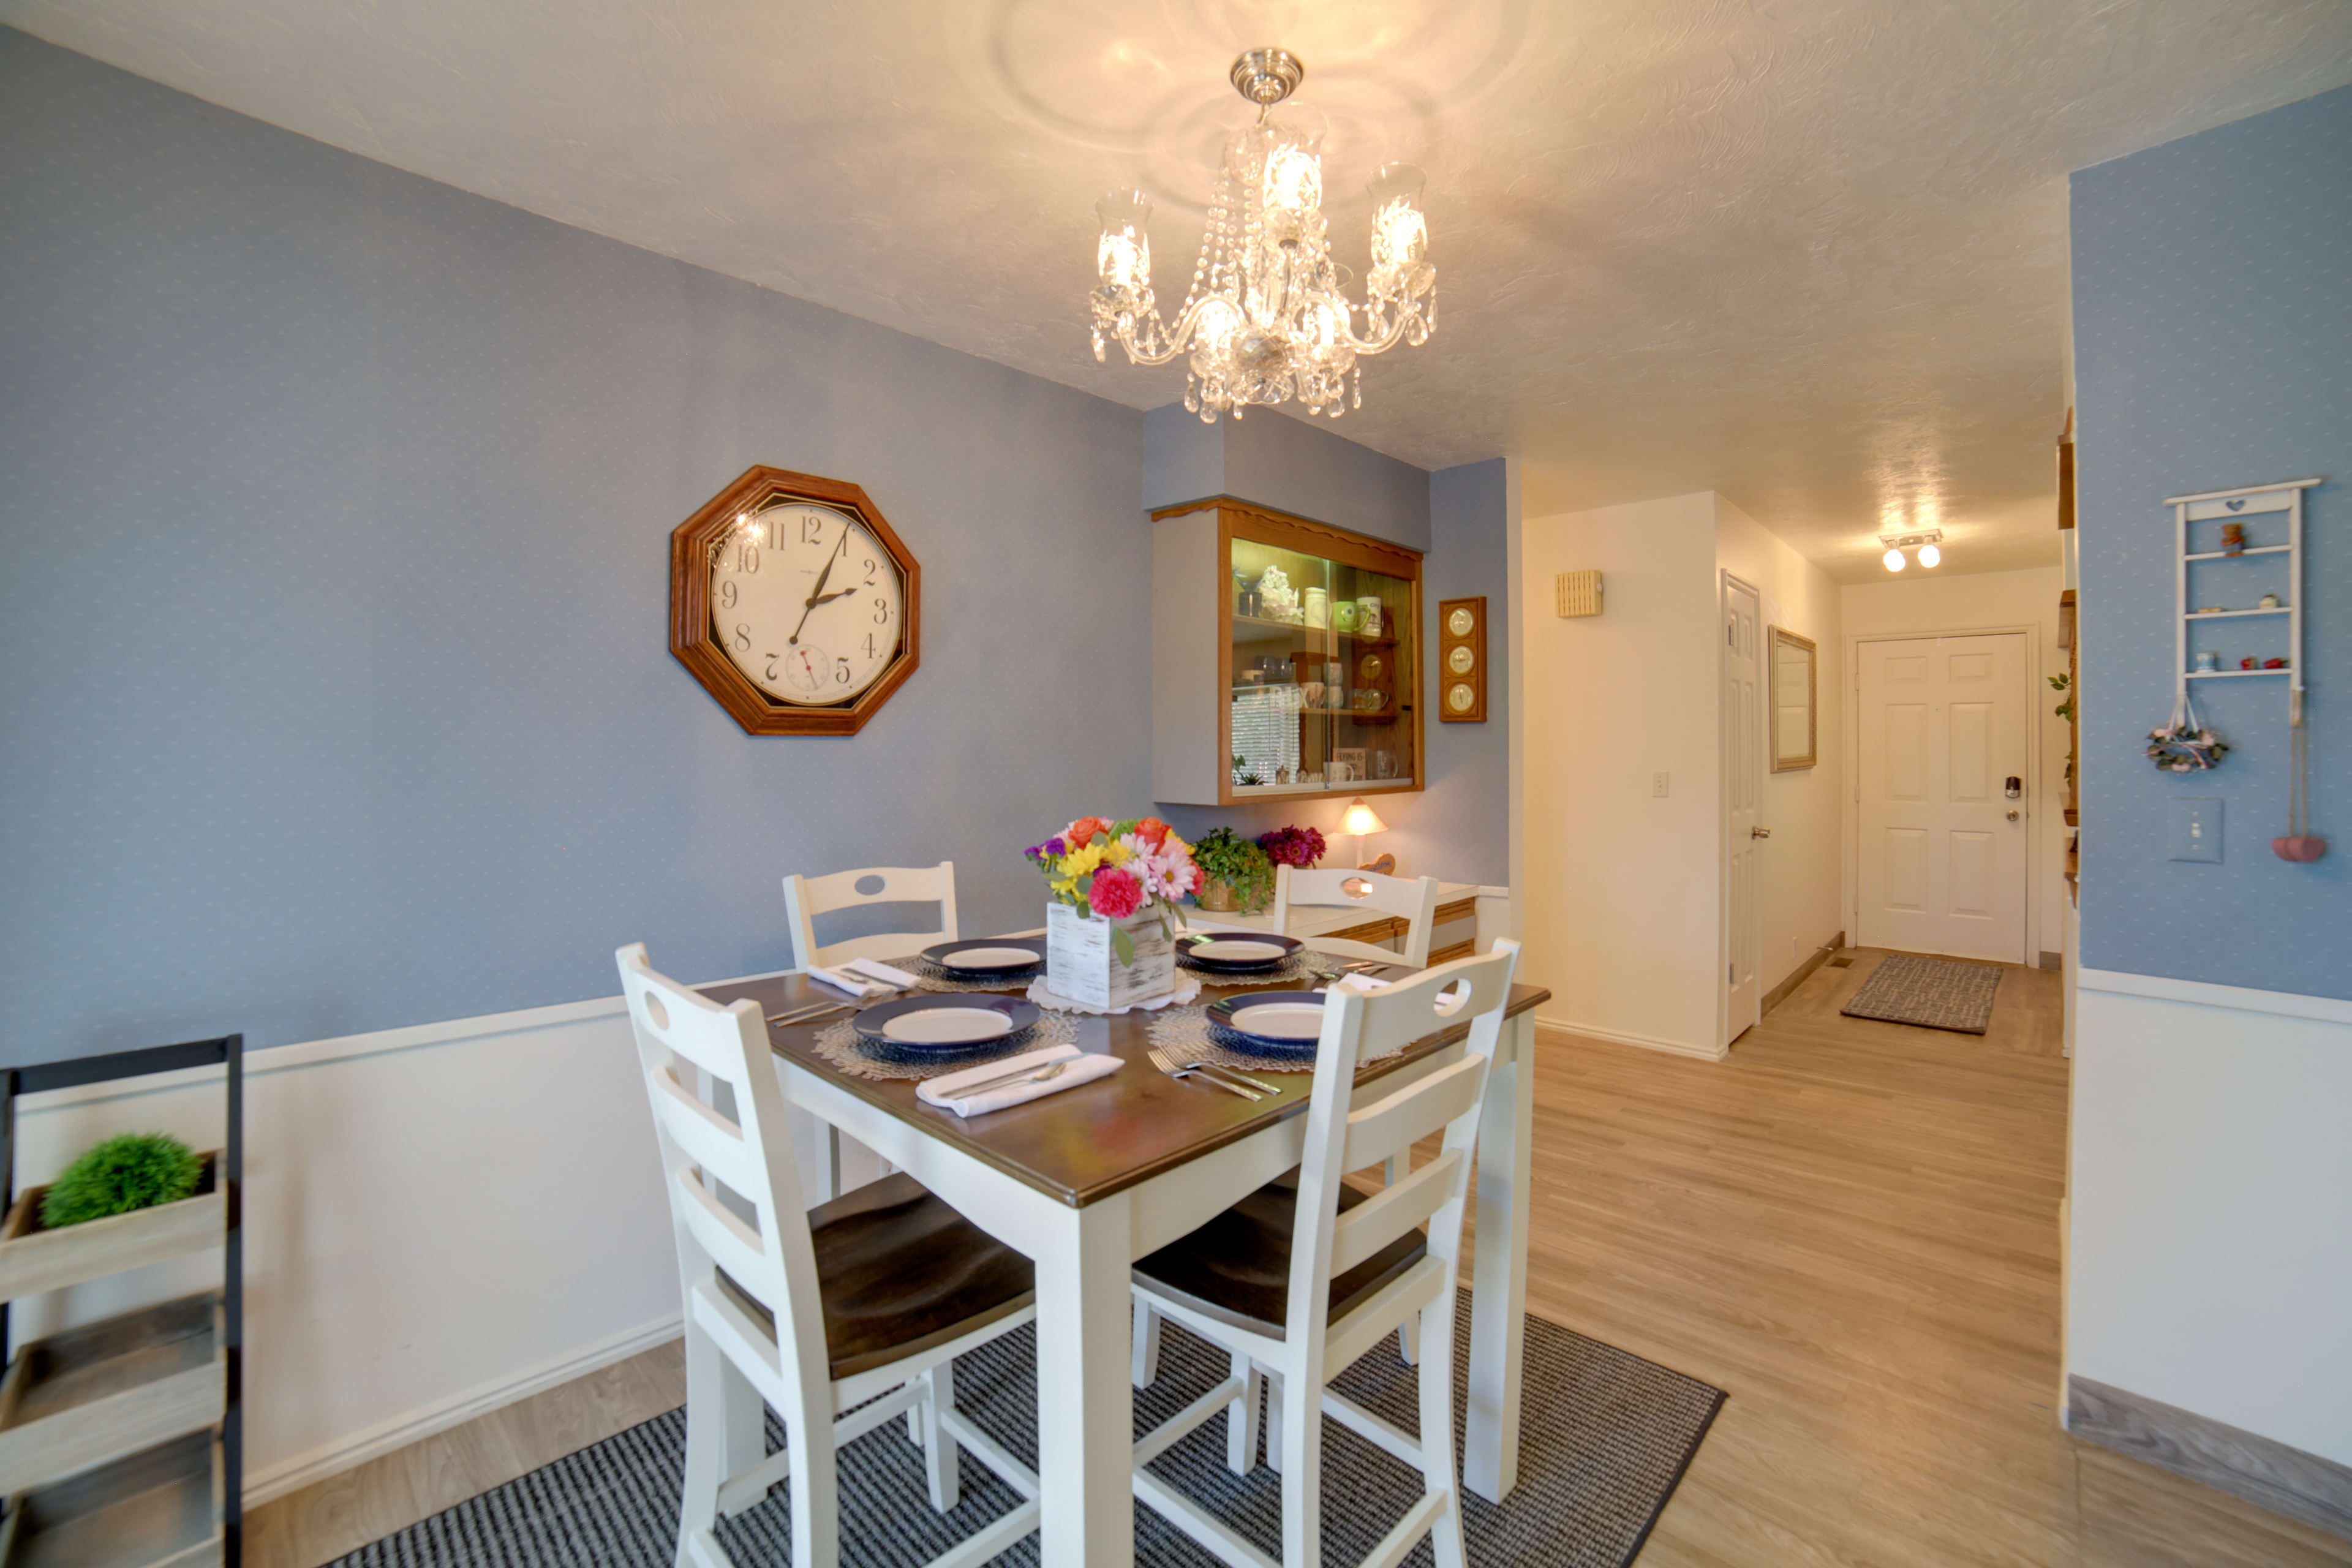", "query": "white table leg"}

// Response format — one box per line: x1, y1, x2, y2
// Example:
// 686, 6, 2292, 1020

1033, 1193, 1136, 1567
1464, 1010, 1534, 1502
